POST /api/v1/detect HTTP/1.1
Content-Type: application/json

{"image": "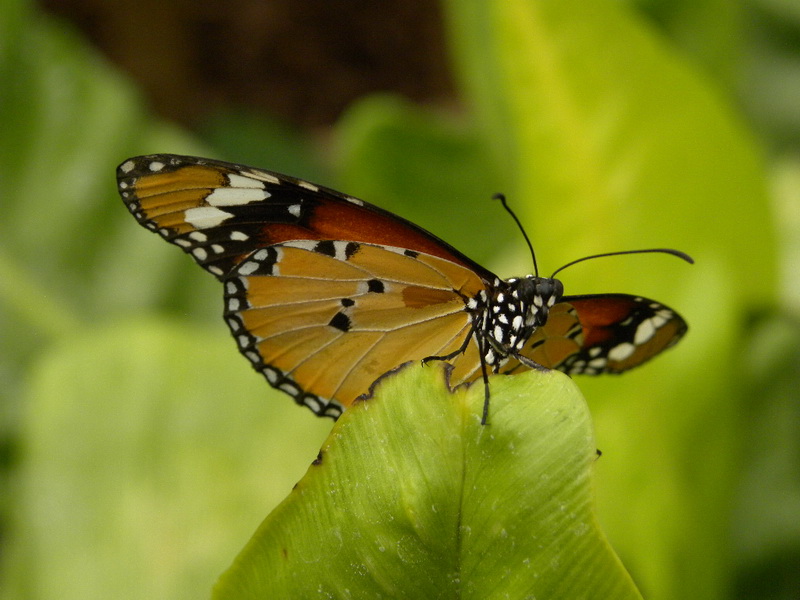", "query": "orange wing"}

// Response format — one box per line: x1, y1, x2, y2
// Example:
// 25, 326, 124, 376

223, 241, 487, 417
510, 294, 687, 375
